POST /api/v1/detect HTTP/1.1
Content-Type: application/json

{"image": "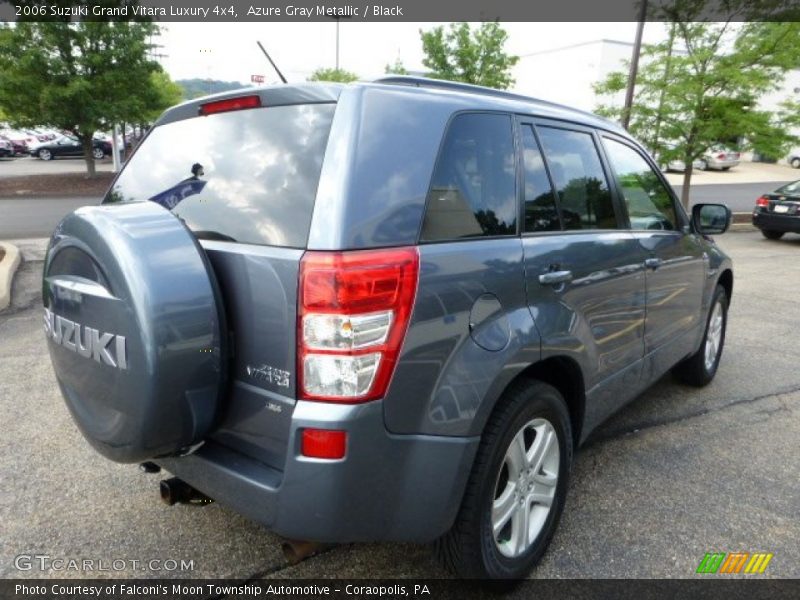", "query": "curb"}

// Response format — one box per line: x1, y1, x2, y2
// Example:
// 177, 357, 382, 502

0, 241, 22, 311
730, 212, 755, 232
